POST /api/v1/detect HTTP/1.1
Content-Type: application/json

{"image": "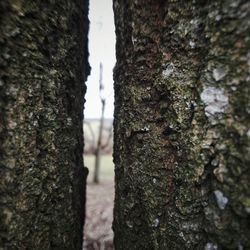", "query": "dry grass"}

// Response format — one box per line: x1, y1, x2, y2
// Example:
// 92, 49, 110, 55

84, 155, 114, 182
